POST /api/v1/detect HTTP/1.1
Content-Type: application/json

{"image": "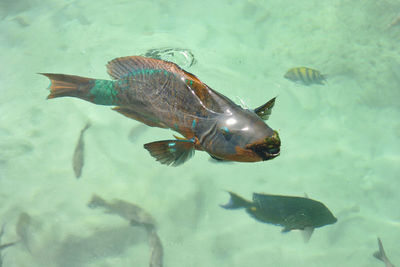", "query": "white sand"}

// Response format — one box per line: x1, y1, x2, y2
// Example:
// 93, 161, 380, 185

0, 0, 400, 266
